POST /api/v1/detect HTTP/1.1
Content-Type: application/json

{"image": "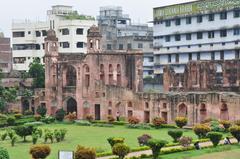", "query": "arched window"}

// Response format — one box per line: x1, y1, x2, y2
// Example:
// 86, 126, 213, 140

90, 39, 93, 49
67, 97, 77, 115
96, 39, 100, 49
220, 103, 229, 120
117, 64, 121, 86
109, 64, 113, 85
66, 65, 76, 86
128, 102, 133, 108
100, 64, 105, 84
84, 65, 90, 87
178, 103, 187, 117
199, 103, 207, 122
